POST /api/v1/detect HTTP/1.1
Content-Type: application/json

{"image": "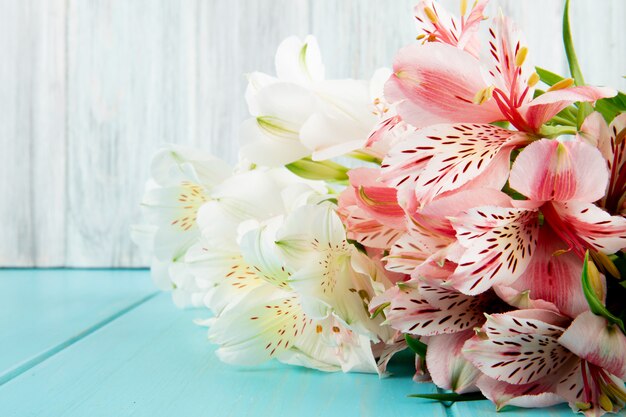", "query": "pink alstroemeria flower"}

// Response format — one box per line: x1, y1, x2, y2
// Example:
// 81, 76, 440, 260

578, 112, 626, 214
445, 138, 626, 296
381, 123, 530, 203
385, 4, 615, 132
509, 139, 626, 259
414, 0, 488, 58
370, 278, 491, 393
337, 167, 406, 249
463, 309, 626, 416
